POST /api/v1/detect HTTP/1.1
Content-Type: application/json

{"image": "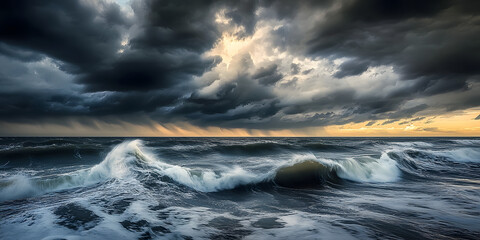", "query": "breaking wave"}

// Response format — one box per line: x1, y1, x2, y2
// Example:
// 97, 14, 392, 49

2, 138, 478, 202
0, 141, 141, 201
0, 140, 406, 201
